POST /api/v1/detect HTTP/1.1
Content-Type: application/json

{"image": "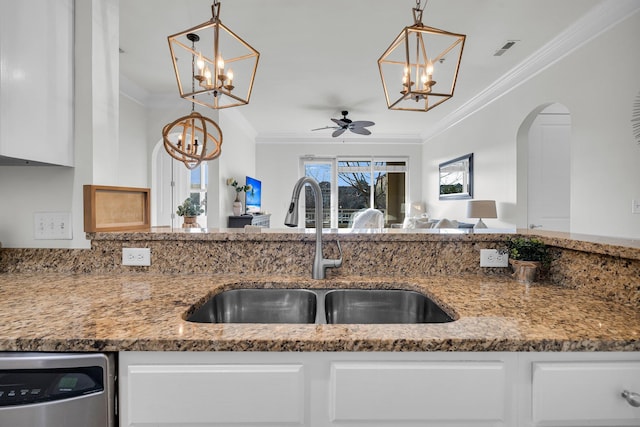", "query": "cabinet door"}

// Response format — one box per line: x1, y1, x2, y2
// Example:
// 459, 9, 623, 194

124, 364, 305, 426
330, 361, 507, 425
0, 0, 73, 165
532, 361, 640, 426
